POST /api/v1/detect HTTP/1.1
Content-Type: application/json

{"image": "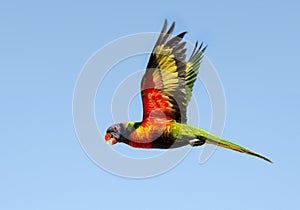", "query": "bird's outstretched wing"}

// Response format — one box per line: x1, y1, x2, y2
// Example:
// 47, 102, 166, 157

185, 41, 206, 104
141, 20, 206, 123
